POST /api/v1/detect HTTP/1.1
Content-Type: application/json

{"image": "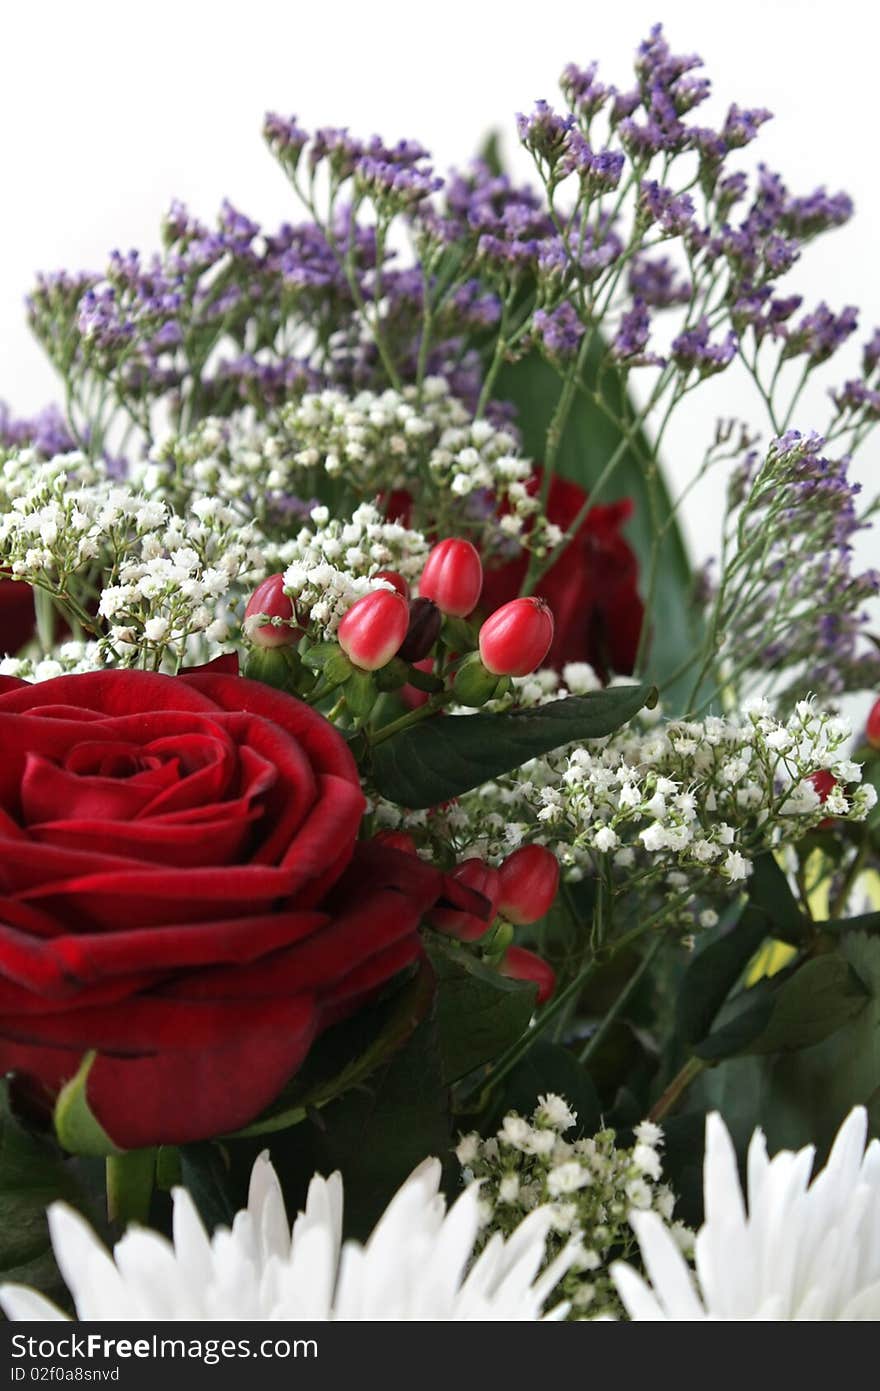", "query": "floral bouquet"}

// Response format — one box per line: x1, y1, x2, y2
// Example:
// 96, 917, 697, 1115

0, 22, 879, 1325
